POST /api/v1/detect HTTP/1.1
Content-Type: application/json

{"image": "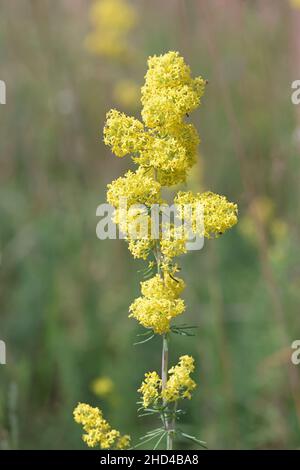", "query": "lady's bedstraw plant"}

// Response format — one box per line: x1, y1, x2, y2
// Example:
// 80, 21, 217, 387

73, 51, 238, 450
